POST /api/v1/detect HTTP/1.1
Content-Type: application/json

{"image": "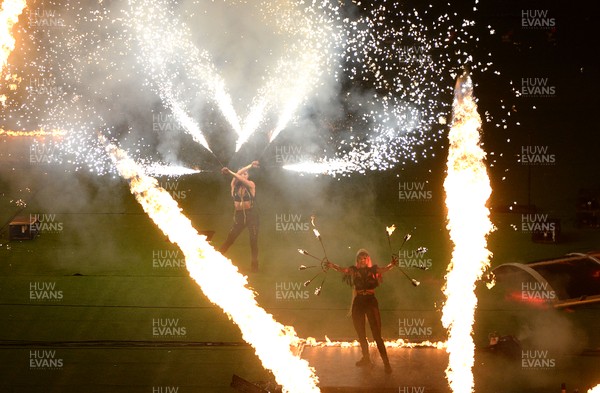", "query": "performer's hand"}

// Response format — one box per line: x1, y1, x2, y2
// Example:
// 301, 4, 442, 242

251, 160, 260, 168
391, 255, 399, 266
221, 167, 230, 175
